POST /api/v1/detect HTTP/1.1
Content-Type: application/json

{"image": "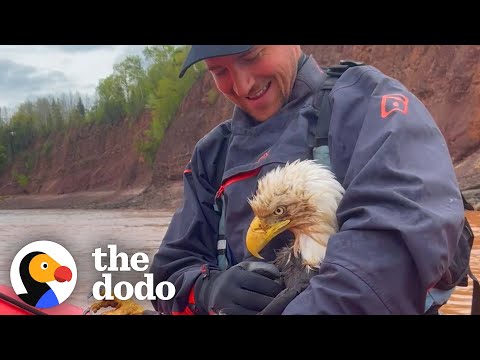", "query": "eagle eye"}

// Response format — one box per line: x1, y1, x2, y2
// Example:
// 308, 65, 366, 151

274, 206, 285, 216
41, 262, 48, 270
